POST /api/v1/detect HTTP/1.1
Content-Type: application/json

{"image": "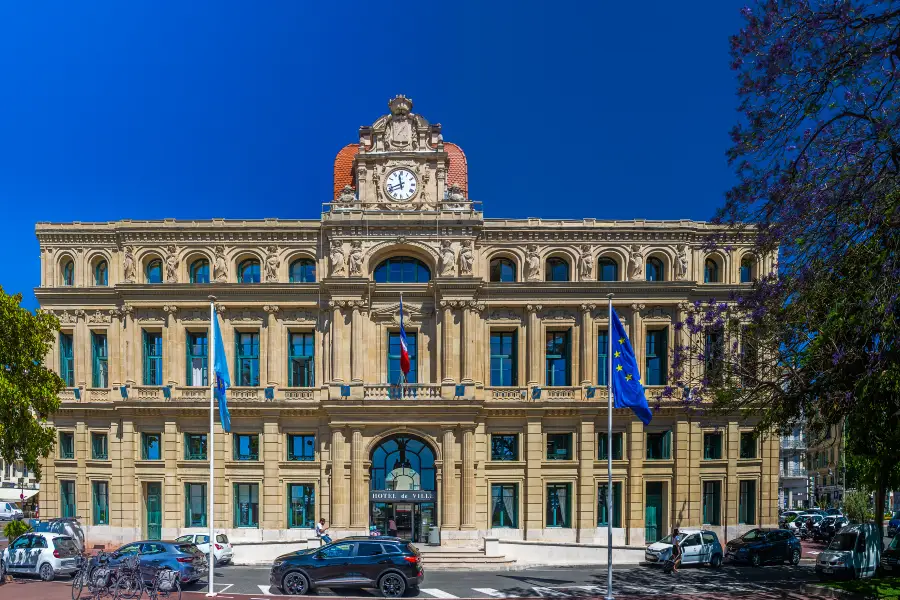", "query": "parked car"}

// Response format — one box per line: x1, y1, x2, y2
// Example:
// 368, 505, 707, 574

779, 511, 803, 529
816, 523, 881, 580
825, 508, 843, 516
787, 513, 814, 534
175, 533, 233, 565
269, 536, 424, 598
97, 540, 208, 584
887, 511, 900, 537
724, 528, 802, 567
0, 502, 23, 521
644, 529, 724, 567
0, 531, 80, 581
880, 531, 900, 574
800, 514, 825, 540
31, 518, 85, 552
818, 515, 850, 542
